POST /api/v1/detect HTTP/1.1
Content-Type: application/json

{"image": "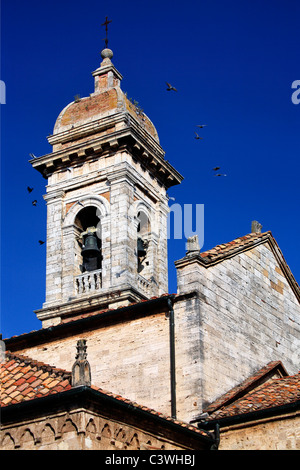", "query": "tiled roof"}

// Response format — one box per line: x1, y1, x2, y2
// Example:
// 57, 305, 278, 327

209, 374, 300, 420
199, 231, 272, 264
59, 295, 173, 324
0, 351, 209, 438
204, 362, 300, 421
0, 352, 72, 407
204, 361, 288, 414
88, 384, 208, 436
